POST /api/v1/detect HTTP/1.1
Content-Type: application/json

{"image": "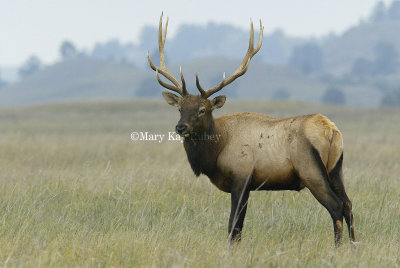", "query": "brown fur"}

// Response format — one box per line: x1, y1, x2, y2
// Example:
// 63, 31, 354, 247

174, 105, 355, 246
158, 67, 356, 248
184, 112, 341, 193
